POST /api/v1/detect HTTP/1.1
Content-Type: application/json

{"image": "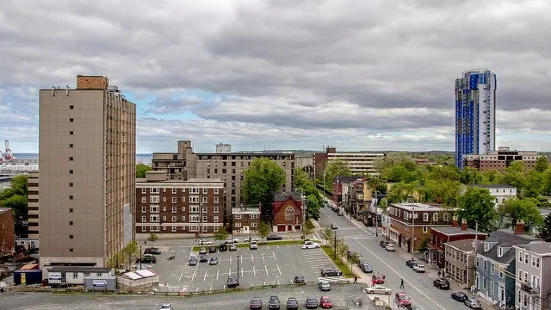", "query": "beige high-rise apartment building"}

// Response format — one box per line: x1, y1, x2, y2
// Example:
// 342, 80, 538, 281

39, 75, 136, 269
